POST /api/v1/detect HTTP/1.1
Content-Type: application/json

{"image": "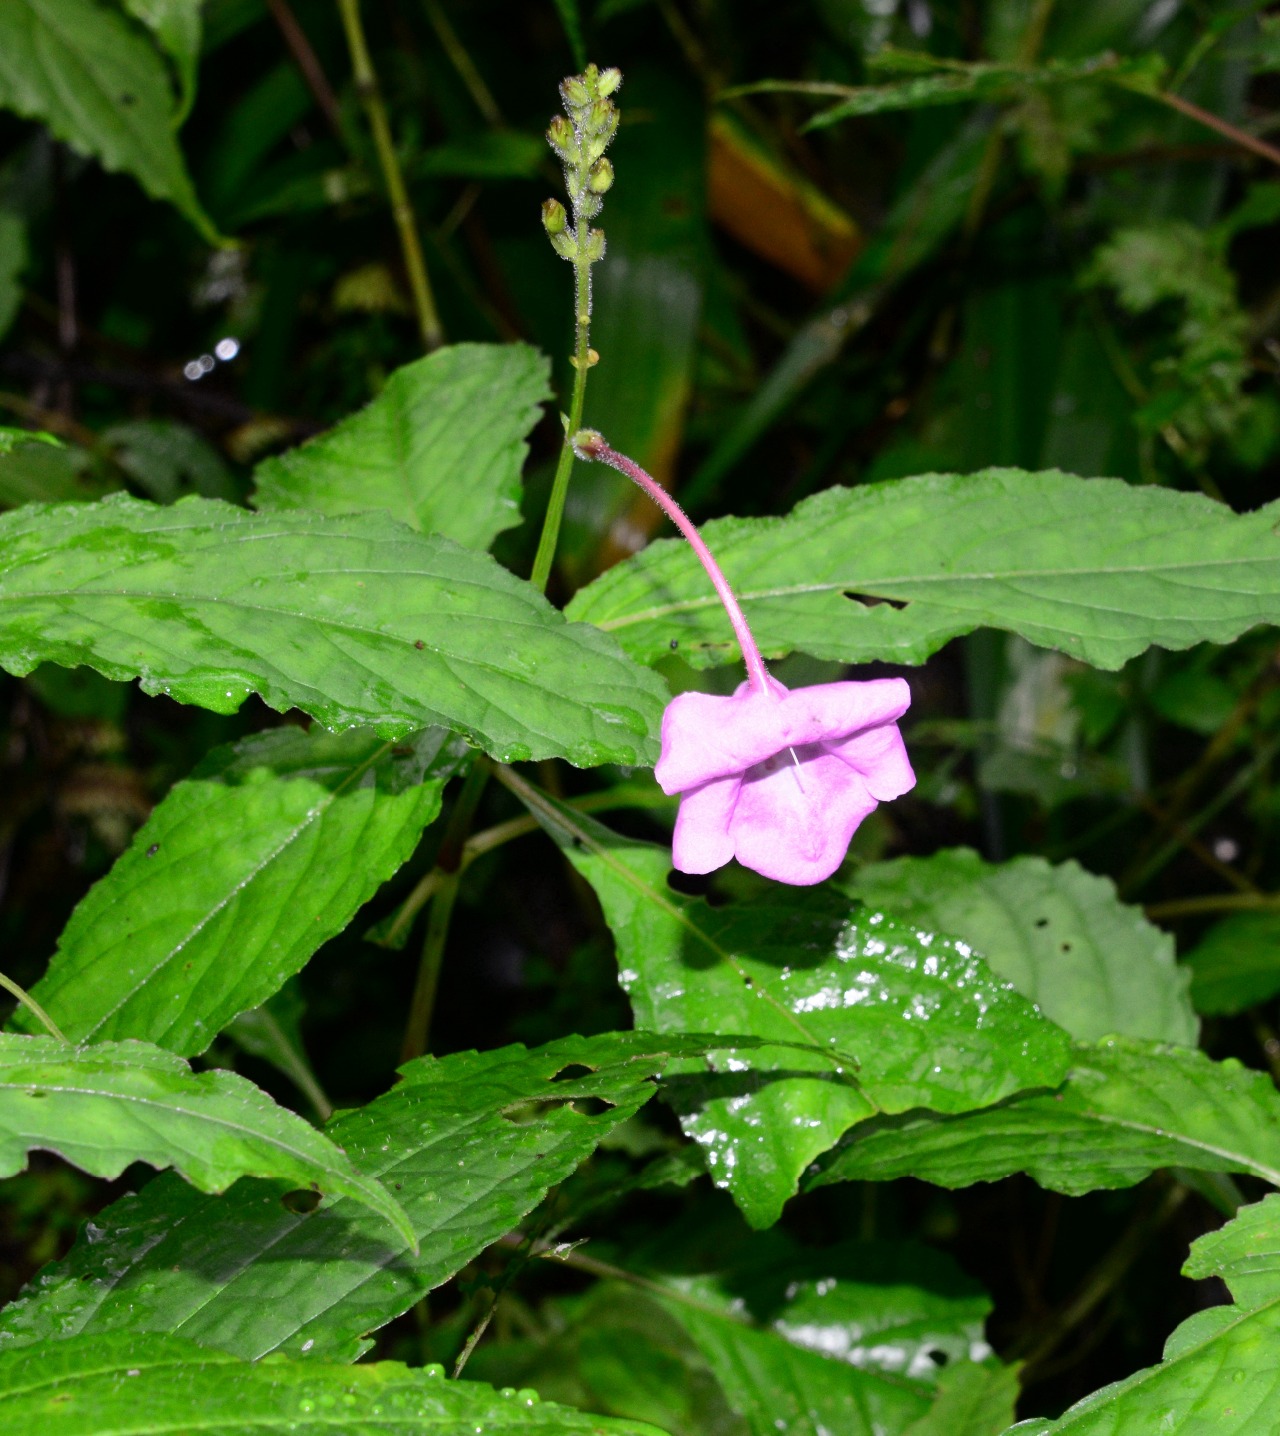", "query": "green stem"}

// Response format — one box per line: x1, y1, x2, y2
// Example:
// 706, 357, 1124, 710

335, 0, 444, 350
0, 971, 69, 1044
400, 872, 459, 1063
1146, 891, 1280, 921
530, 250, 592, 592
